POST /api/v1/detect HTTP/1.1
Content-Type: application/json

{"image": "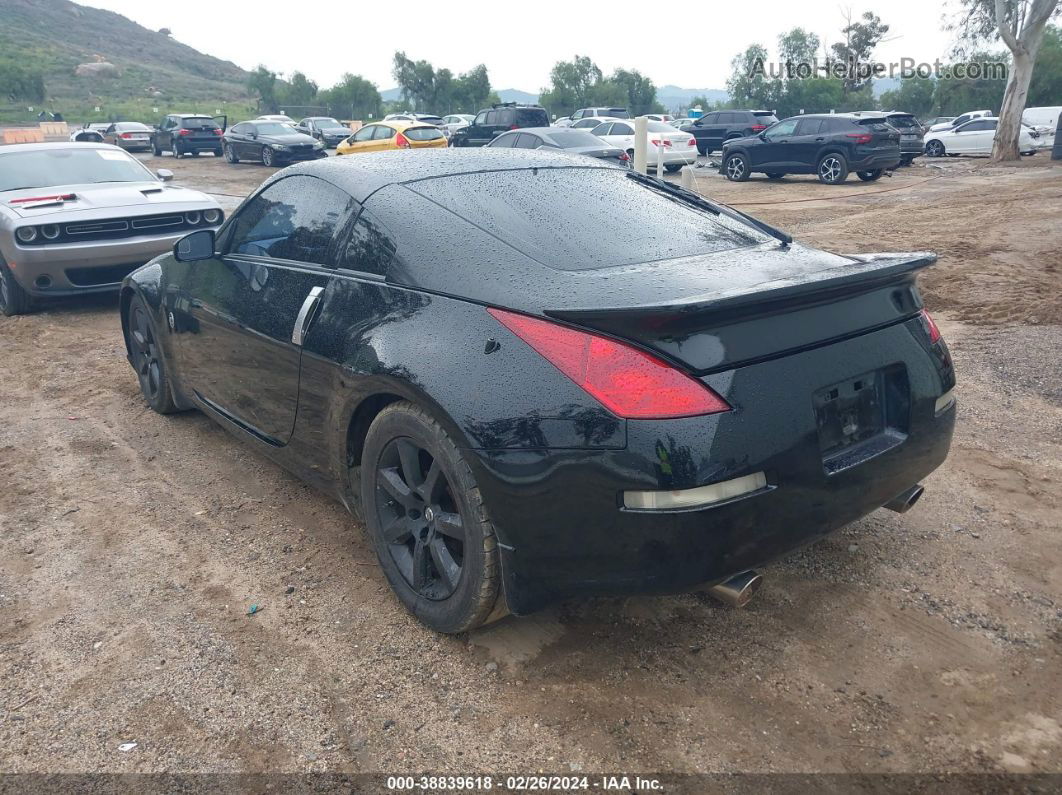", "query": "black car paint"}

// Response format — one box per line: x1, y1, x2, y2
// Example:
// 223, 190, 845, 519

691, 110, 779, 155
449, 105, 550, 147
122, 149, 955, 615
721, 115, 902, 177
222, 121, 326, 165
152, 114, 225, 156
